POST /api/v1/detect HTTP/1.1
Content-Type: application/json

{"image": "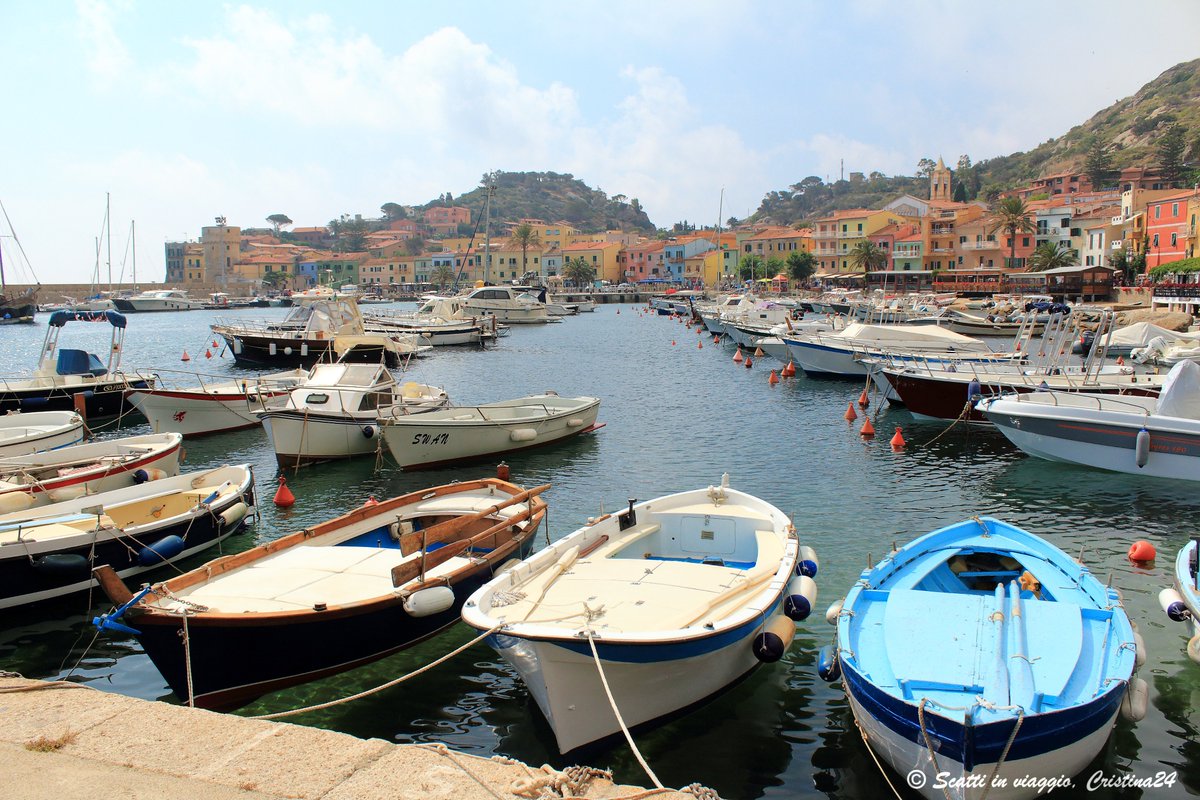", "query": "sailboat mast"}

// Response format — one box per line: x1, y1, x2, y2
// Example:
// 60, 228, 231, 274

131, 220, 137, 288
483, 182, 494, 285
0, 234, 5, 294
106, 192, 112, 291
715, 187, 724, 290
